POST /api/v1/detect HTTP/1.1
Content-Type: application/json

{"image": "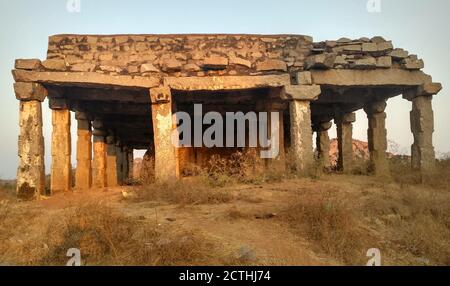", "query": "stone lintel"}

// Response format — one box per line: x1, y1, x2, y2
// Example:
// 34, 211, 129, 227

311, 69, 432, 87
12, 69, 161, 89
164, 74, 291, 91
14, 82, 48, 102
403, 82, 442, 100
282, 85, 321, 101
